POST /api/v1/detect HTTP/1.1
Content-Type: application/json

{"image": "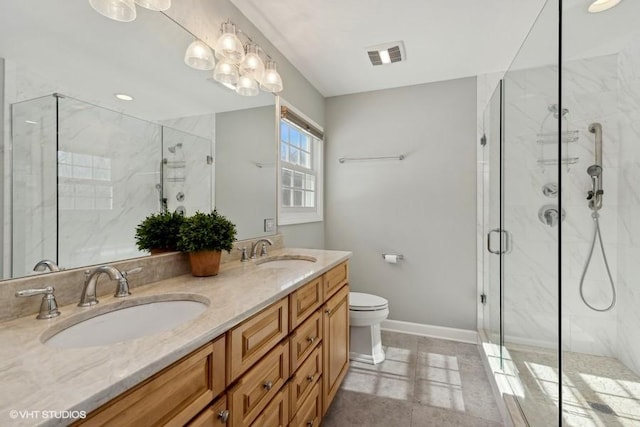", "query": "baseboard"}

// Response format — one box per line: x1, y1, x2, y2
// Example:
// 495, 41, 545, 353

381, 319, 478, 344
